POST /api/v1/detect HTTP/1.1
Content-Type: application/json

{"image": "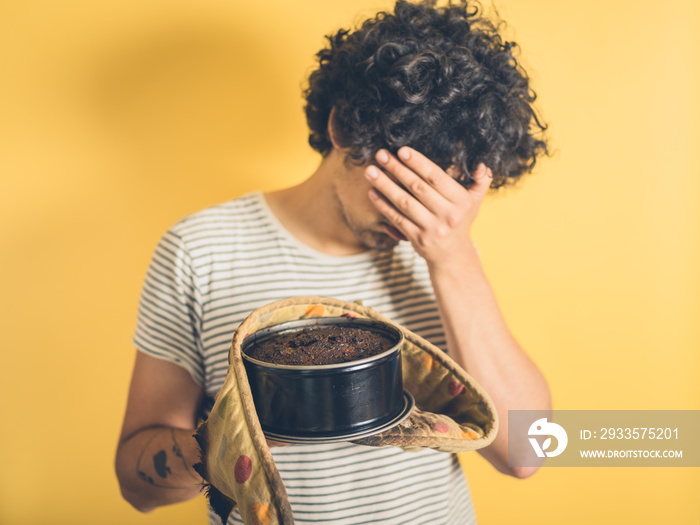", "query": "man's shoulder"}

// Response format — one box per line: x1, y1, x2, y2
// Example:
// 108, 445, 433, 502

168, 192, 265, 239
